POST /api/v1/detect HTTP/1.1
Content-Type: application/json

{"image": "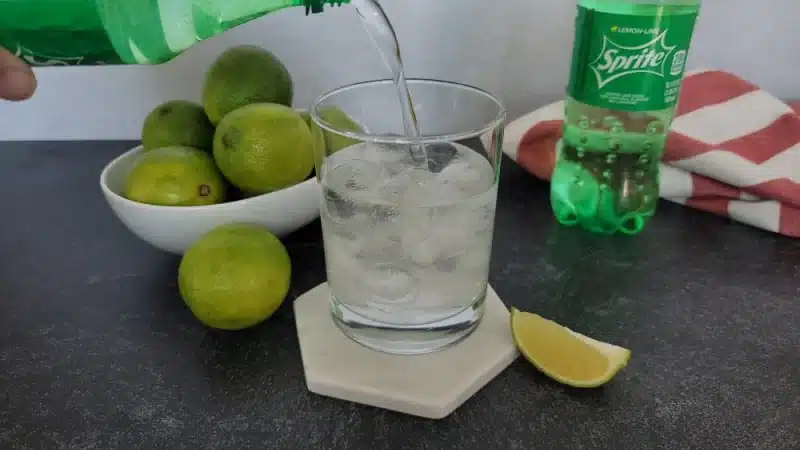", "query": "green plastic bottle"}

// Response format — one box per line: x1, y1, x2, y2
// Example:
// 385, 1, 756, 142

0, 0, 348, 66
551, 0, 701, 235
